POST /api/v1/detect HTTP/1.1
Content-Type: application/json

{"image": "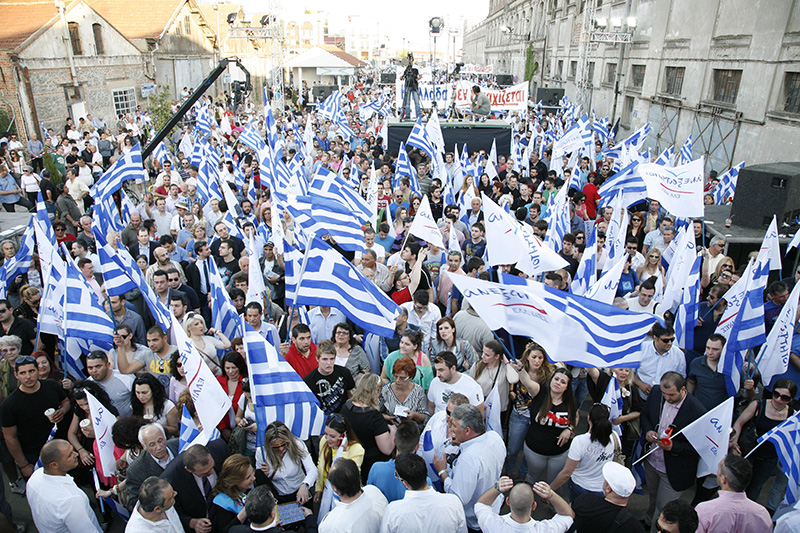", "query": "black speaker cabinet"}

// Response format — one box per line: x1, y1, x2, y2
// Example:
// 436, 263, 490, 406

496, 74, 514, 87
380, 72, 396, 84
729, 162, 800, 228
311, 85, 338, 102
535, 87, 565, 107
